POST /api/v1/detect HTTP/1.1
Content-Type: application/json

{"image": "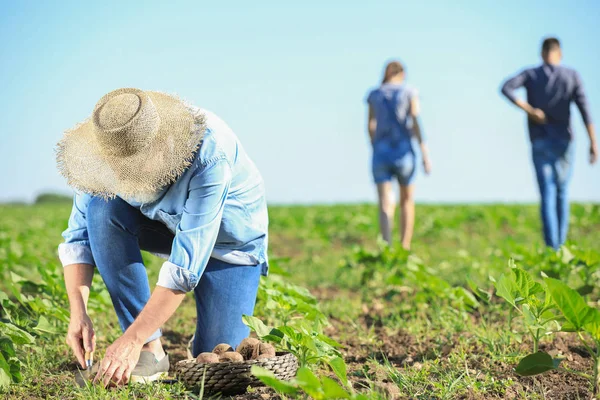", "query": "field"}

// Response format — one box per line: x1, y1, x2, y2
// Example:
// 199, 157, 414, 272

1, 201, 600, 399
